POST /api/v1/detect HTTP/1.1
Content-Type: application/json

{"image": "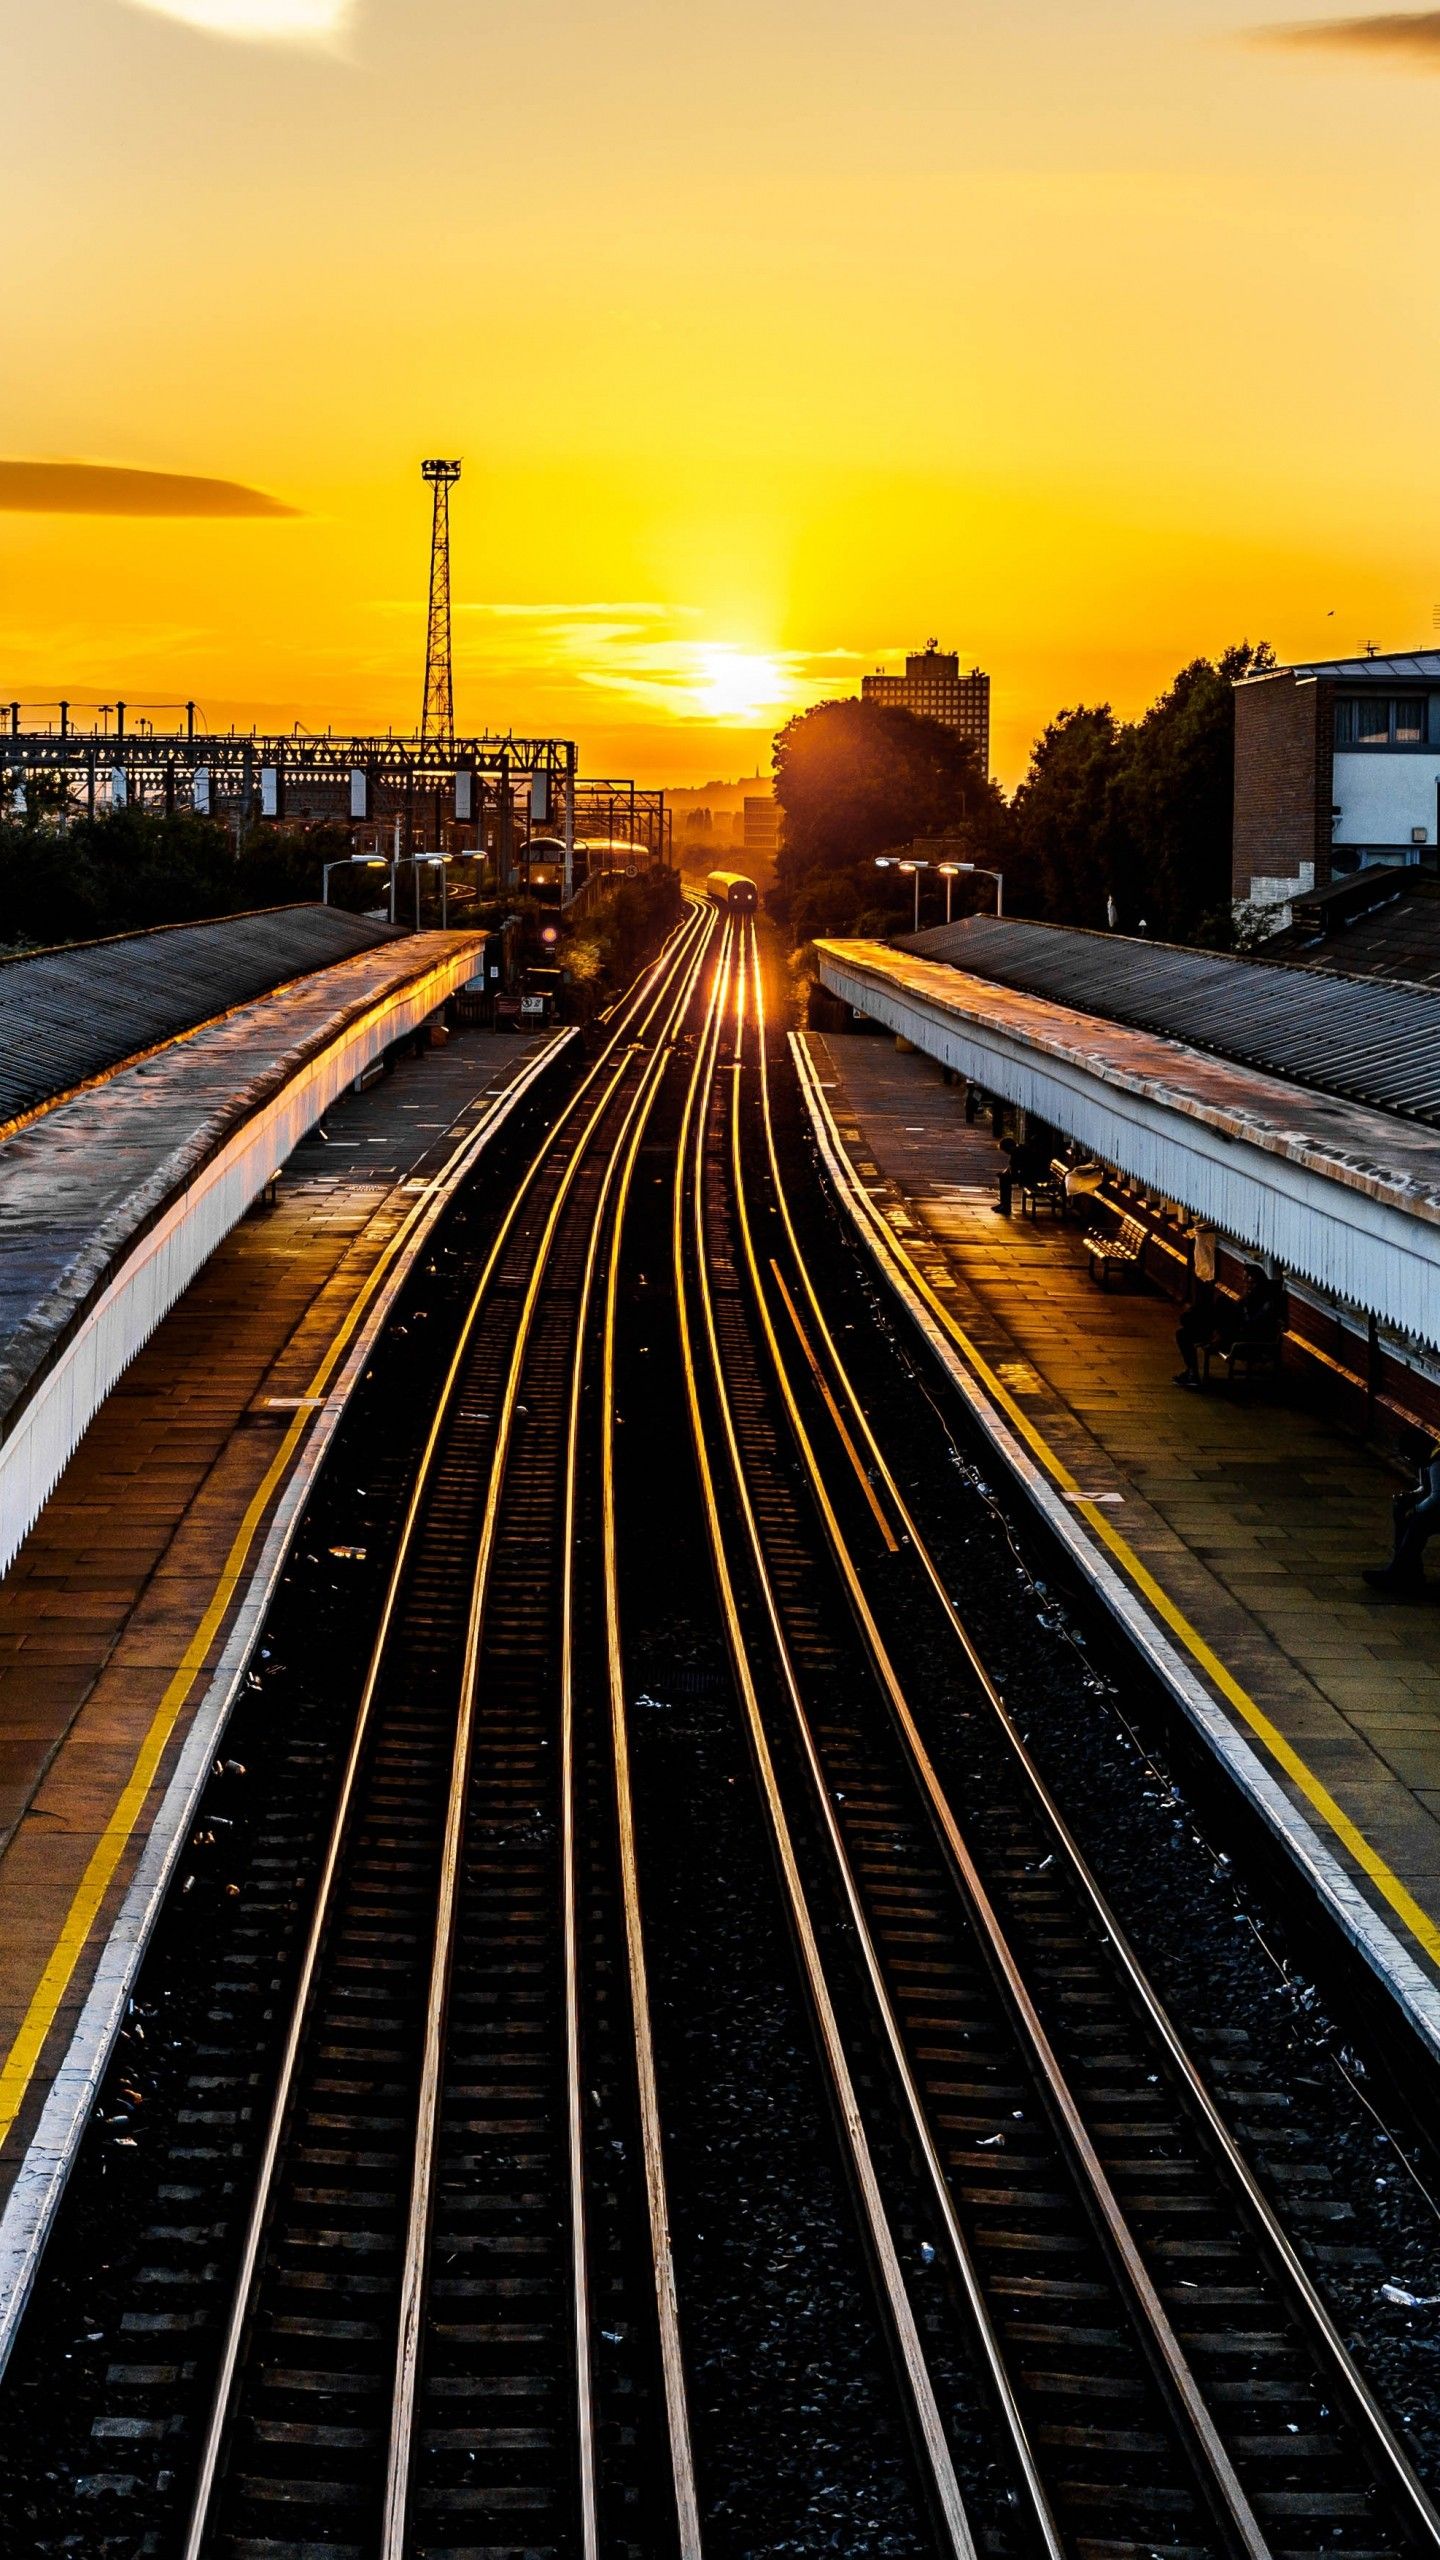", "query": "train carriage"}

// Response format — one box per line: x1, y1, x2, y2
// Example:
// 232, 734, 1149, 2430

707, 869, 759, 912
